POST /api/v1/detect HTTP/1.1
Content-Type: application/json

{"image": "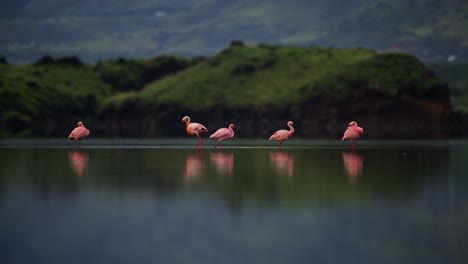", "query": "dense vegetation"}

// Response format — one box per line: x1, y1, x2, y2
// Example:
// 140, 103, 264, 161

0, 57, 110, 136
0, 43, 462, 138
103, 43, 449, 111
0, 55, 192, 136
